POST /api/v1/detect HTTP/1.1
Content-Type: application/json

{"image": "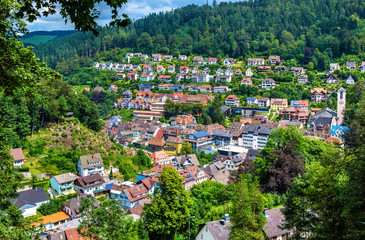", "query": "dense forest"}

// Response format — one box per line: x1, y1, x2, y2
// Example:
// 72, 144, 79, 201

34, 0, 365, 75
